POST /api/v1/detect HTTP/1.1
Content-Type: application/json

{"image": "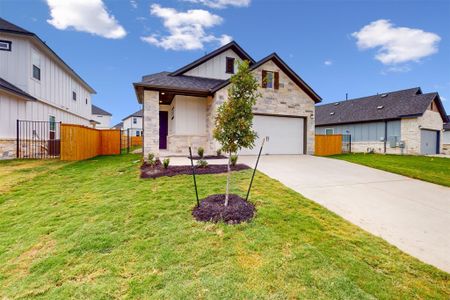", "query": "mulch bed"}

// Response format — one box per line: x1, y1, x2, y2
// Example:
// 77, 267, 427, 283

187, 155, 228, 160
140, 161, 250, 179
192, 194, 256, 224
